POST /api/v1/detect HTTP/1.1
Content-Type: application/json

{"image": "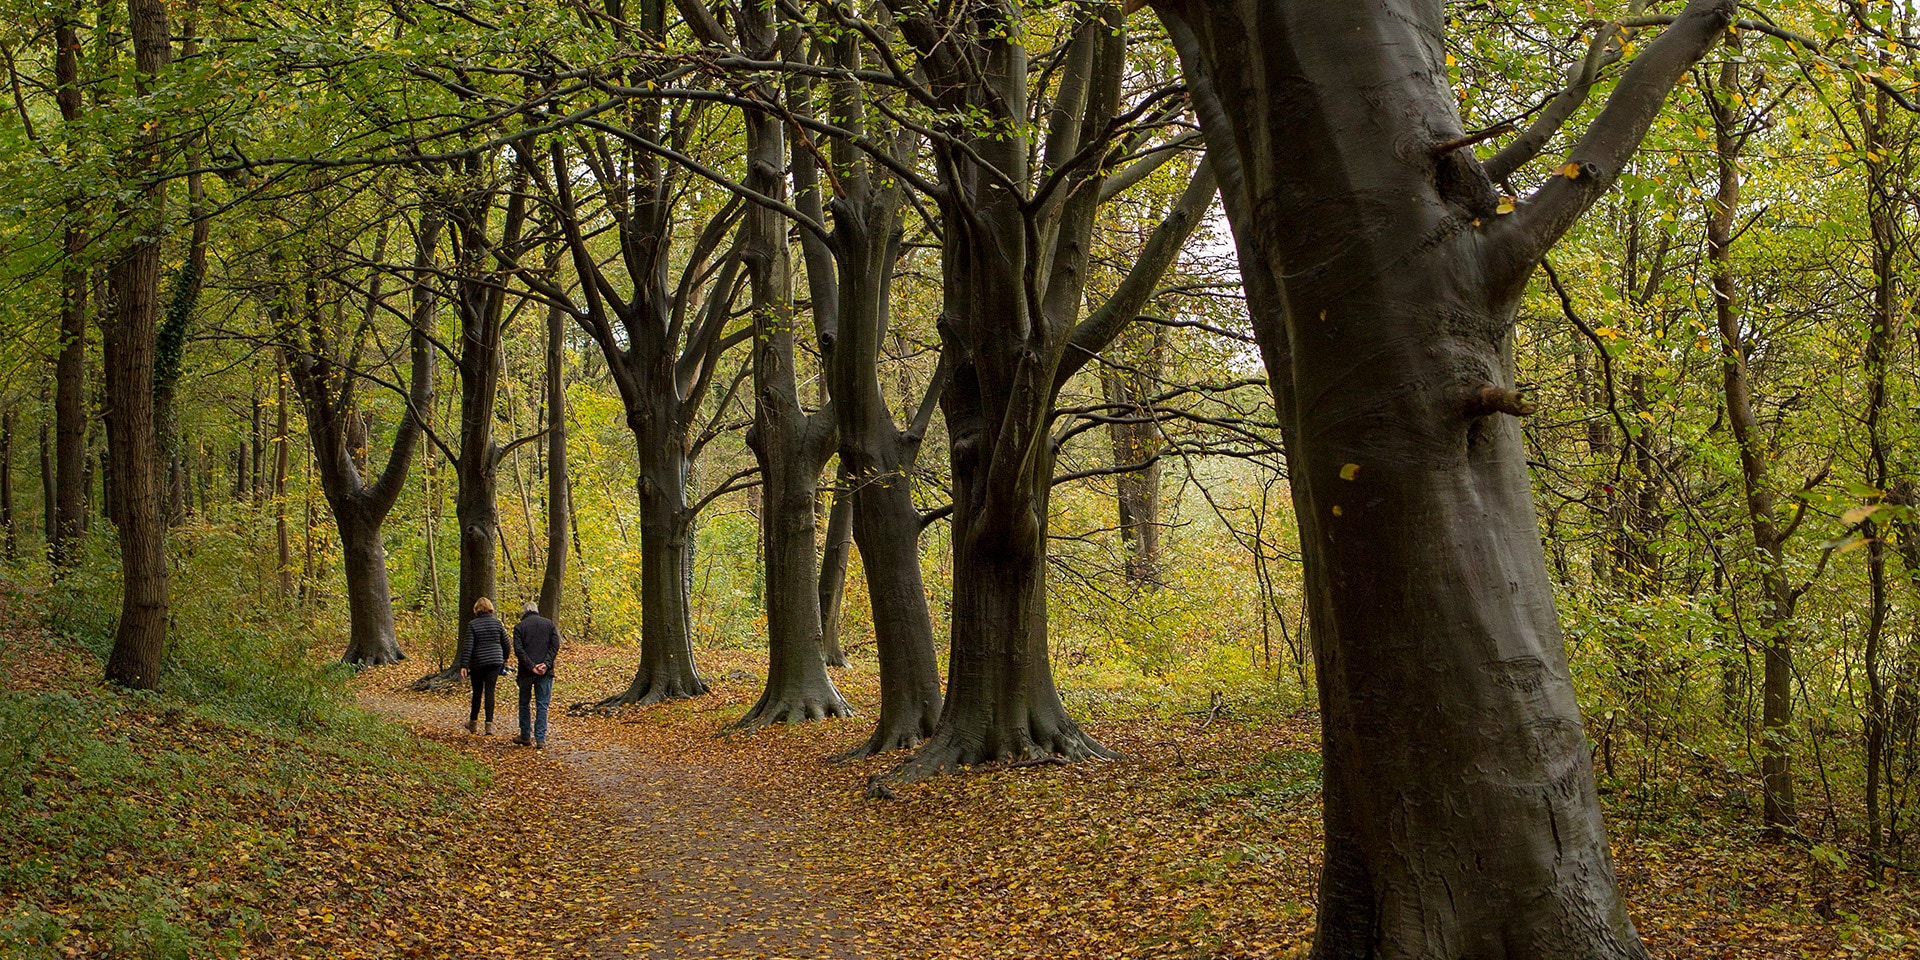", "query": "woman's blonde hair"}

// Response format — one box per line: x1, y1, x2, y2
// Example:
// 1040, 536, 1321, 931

473, 597, 495, 615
